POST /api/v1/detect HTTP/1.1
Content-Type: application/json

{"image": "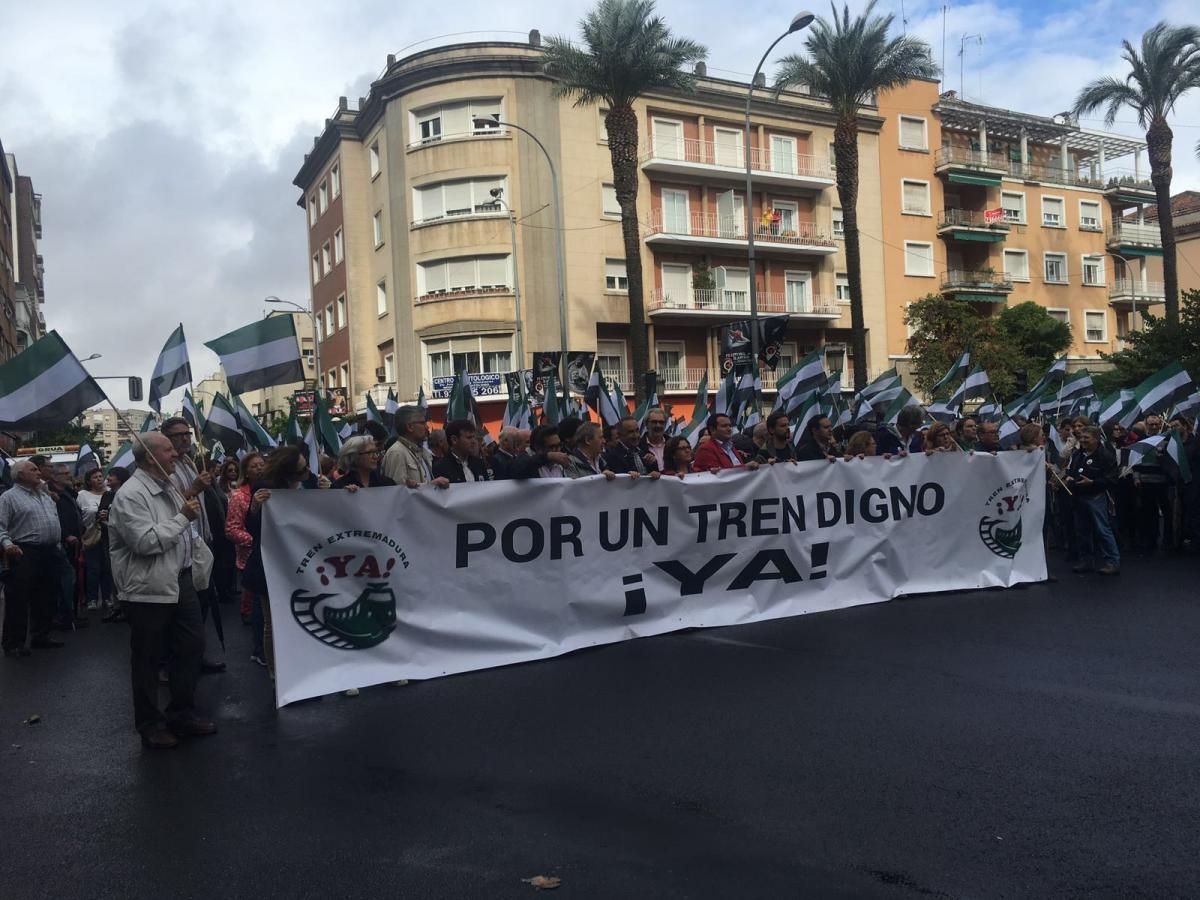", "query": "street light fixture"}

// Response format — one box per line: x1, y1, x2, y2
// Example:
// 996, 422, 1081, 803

473, 115, 568, 405
744, 11, 815, 377
82, 353, 102, 362
265, 295, 321, 389
488, 188, 526, 375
